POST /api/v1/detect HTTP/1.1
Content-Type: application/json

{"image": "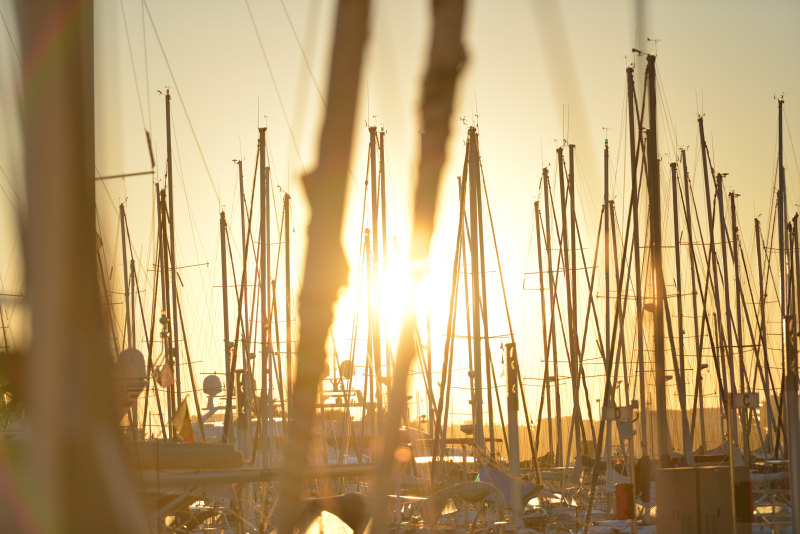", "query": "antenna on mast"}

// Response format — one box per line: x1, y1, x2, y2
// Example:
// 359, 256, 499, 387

540, 139, 544, 170
646, 37, 661, 55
